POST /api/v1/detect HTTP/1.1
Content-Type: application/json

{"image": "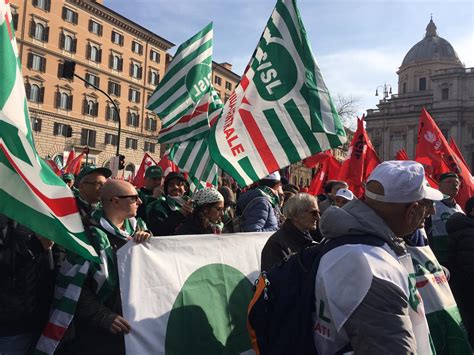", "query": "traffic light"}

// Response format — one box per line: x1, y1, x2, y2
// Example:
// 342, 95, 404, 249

60, 61, 76, 79
118, 154, 125, 170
